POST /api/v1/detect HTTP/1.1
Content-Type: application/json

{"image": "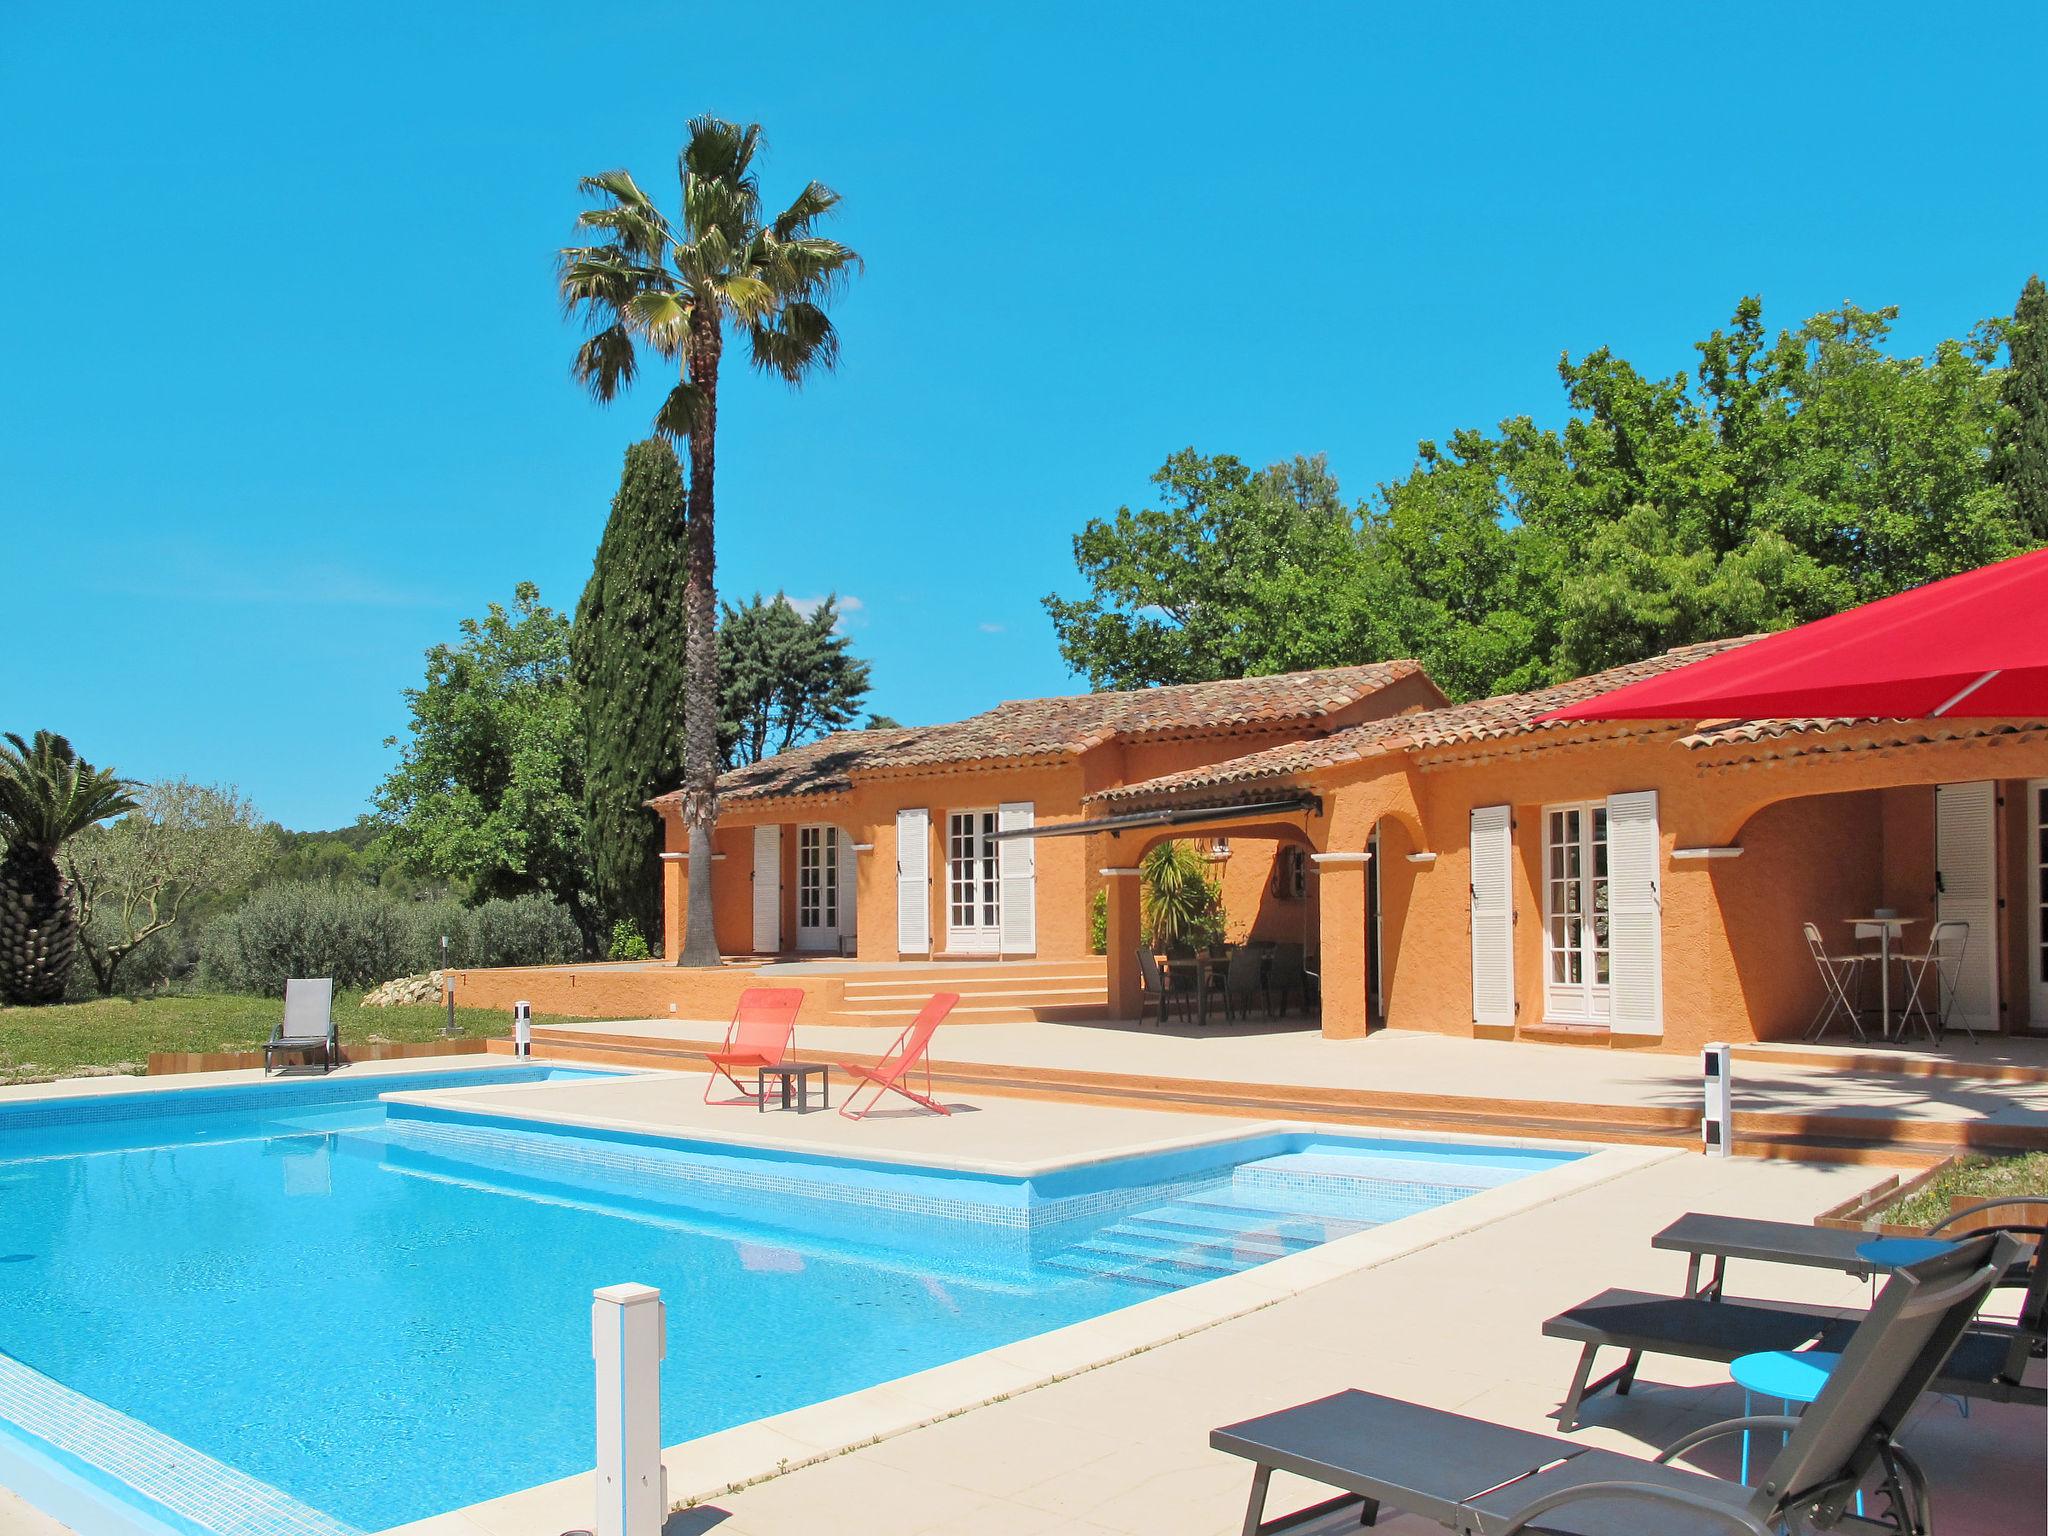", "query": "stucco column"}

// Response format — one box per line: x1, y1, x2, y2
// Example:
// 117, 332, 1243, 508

1102, 866, 1144, 1021
659, 853, 684, 960
1315, 853, 1372, 1039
